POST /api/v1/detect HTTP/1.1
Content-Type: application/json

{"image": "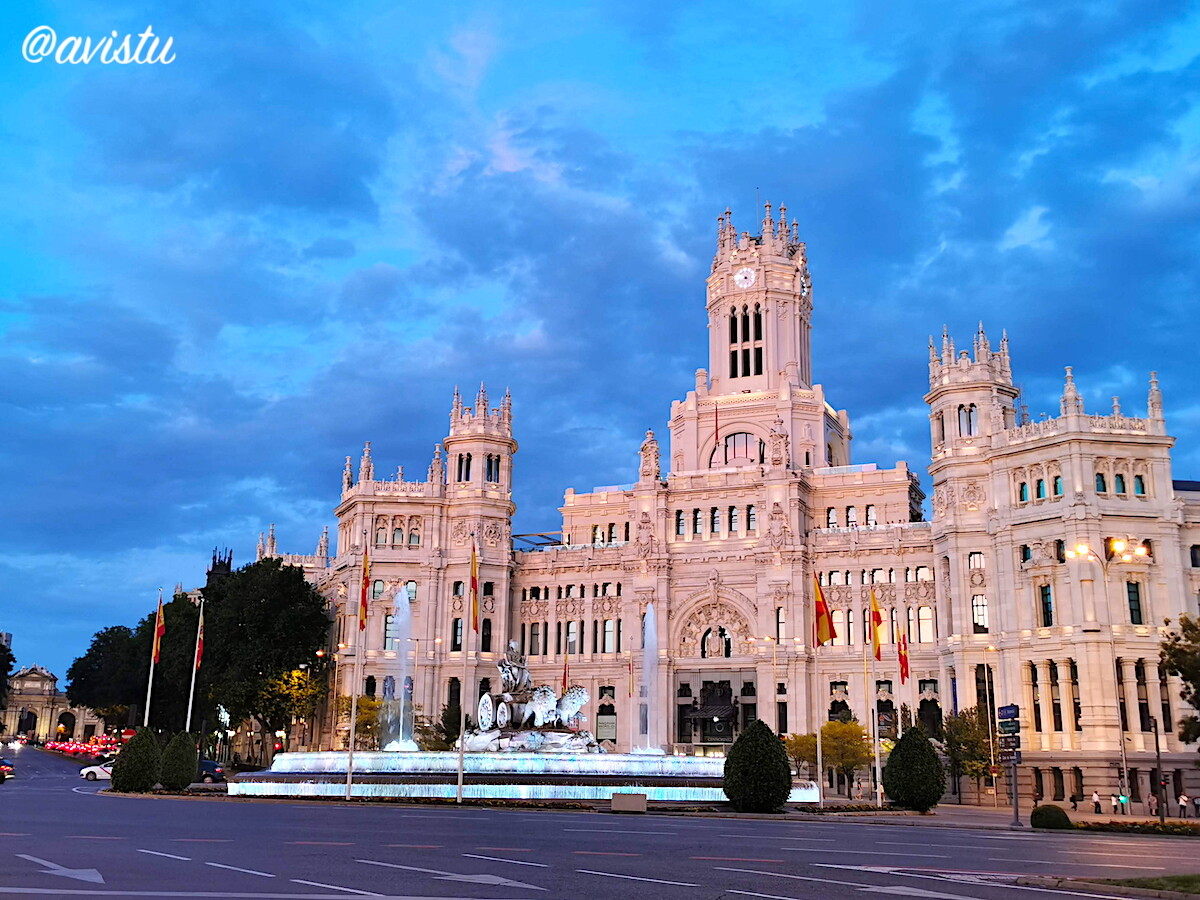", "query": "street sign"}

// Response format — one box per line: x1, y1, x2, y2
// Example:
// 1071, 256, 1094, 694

998, 735, 1021, 750
998, 704, 1019, 720
120, 728, 136, 743
989, 765, 1001, 777
999, 719, 1021, 734
999, 749, 1022, 765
